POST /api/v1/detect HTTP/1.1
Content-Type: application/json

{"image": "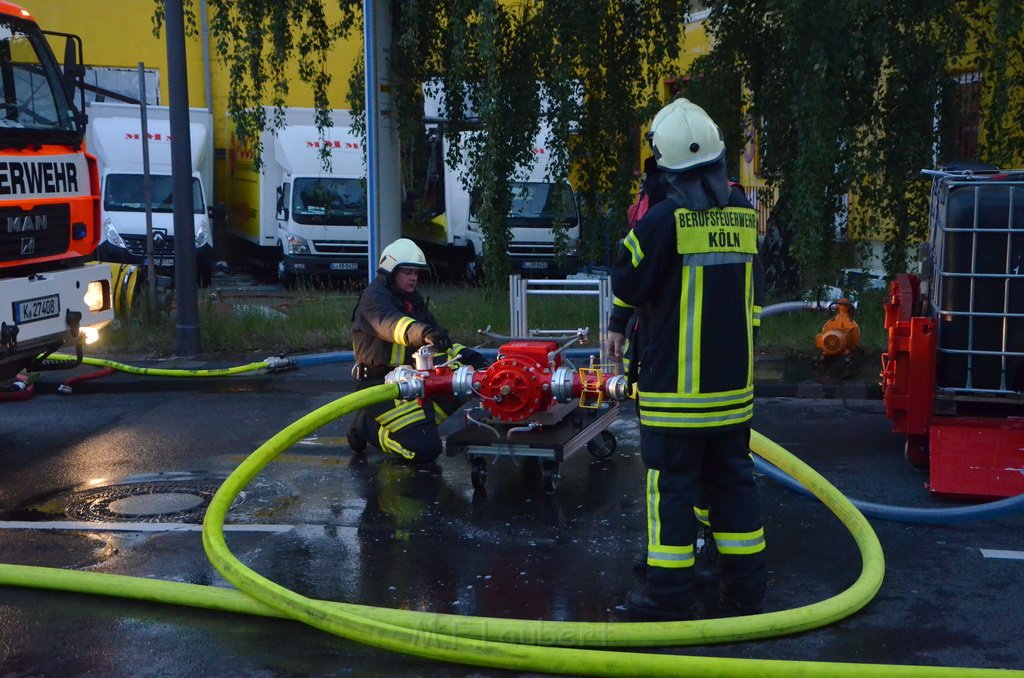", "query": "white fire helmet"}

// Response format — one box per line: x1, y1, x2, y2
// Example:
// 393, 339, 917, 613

378, 238, 429, 273
649, 98, 726, 172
